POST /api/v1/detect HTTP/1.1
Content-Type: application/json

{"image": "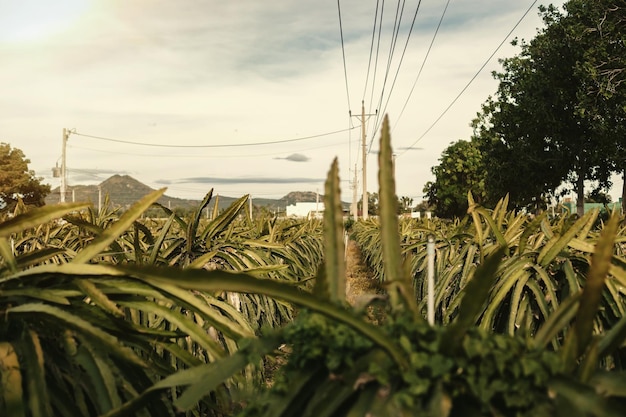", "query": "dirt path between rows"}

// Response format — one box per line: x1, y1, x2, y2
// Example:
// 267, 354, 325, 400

345, 239, 379, 305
